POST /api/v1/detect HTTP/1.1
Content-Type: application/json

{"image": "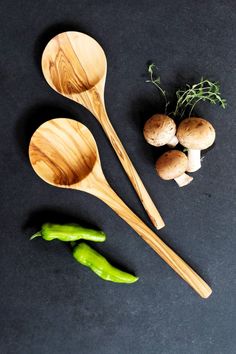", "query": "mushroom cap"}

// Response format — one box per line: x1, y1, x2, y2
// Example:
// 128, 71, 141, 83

155, 150, 188, 180
143, 114, 176, 147
177, 117, 215, 150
